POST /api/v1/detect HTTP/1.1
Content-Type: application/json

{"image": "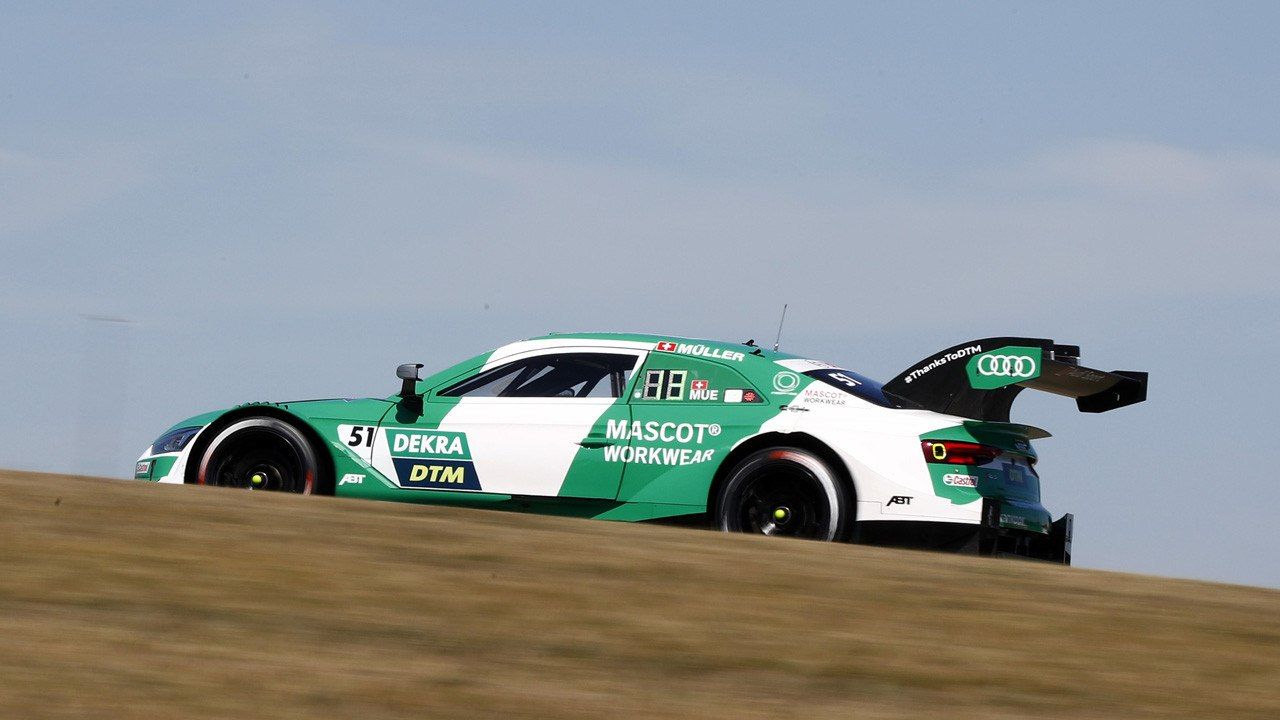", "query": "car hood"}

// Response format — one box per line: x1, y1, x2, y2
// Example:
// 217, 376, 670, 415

160, 397, 396, 434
